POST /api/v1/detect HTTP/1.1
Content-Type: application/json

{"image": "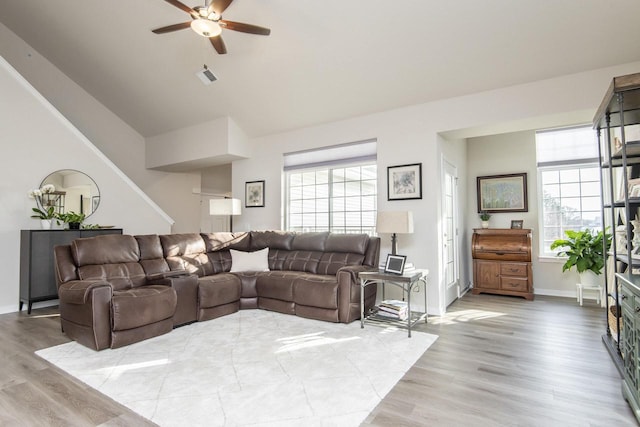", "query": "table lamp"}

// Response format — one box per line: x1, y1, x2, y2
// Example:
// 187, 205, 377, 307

376, 211, 414, 255
210, 198, 242, 232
